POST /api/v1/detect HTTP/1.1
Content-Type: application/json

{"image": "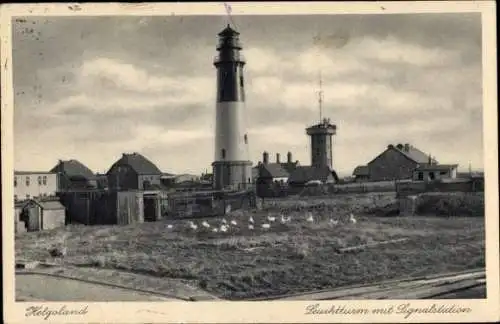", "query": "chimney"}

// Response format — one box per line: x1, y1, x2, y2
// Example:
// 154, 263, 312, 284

287, 151, 292, 163
428, 154, 432, 165
404, 143, 410, 152
276, 153, 281, 164
396, 143, 403, 150
263, 151, 269, 164
388, 144, 394, 149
